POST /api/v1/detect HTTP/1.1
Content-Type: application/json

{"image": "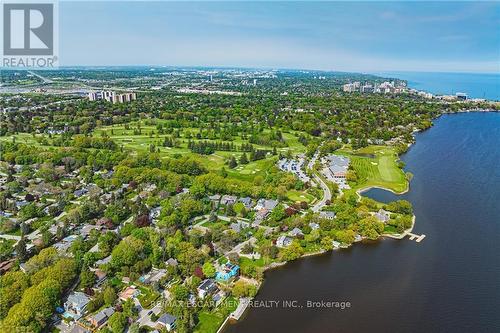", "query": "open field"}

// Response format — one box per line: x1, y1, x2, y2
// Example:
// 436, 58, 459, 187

338, 145, 409, 193
93, 122, 307, 182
